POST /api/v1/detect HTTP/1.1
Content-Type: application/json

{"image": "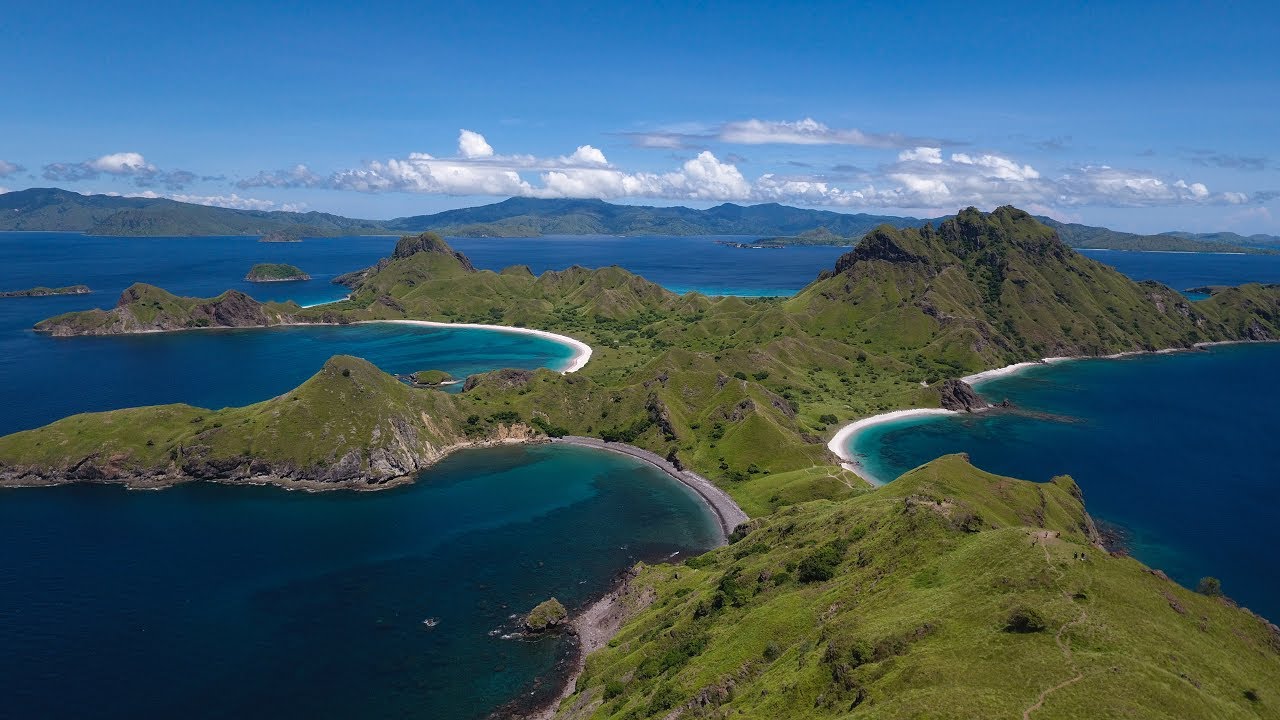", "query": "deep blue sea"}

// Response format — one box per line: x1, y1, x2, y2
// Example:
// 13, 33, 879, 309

0, 443, 720, 719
